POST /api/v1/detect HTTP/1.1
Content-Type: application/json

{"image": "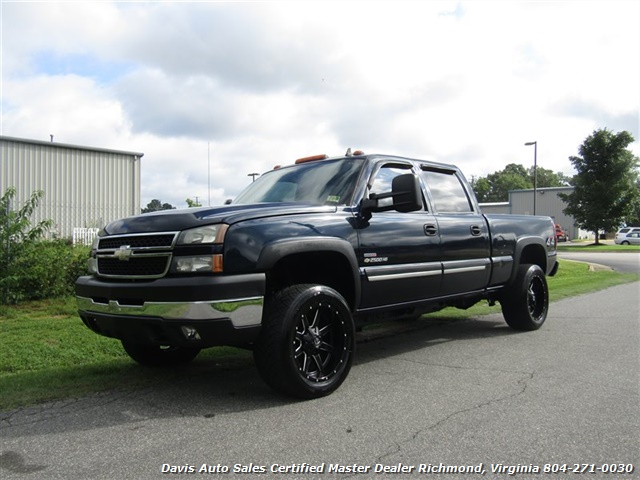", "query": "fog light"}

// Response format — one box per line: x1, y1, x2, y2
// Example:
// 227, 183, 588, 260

181, 326, 201, 341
